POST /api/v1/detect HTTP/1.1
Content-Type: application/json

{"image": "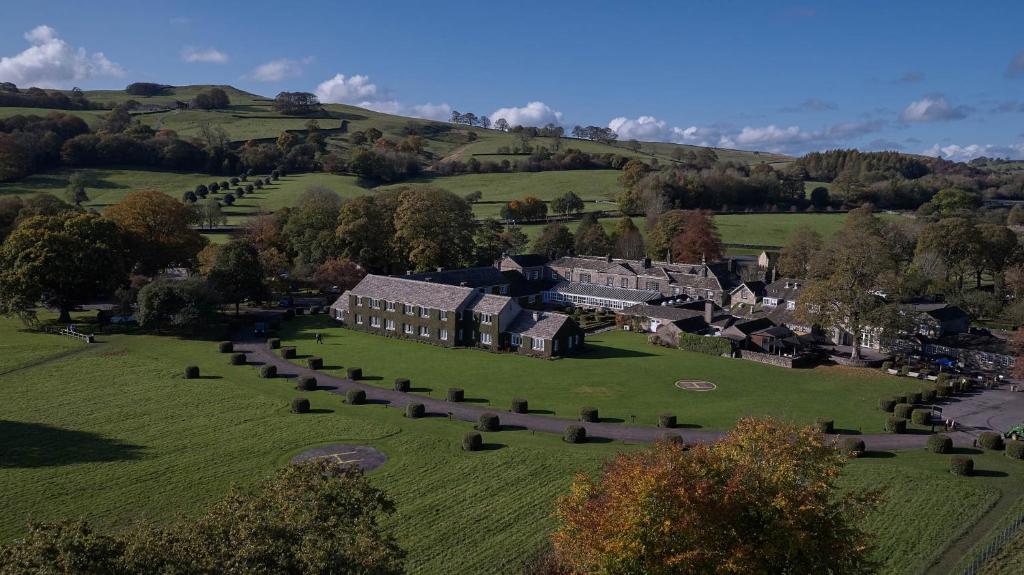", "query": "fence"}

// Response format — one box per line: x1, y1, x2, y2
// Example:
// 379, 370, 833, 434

44, 327, 94, 344
958, 511, 1024, 575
